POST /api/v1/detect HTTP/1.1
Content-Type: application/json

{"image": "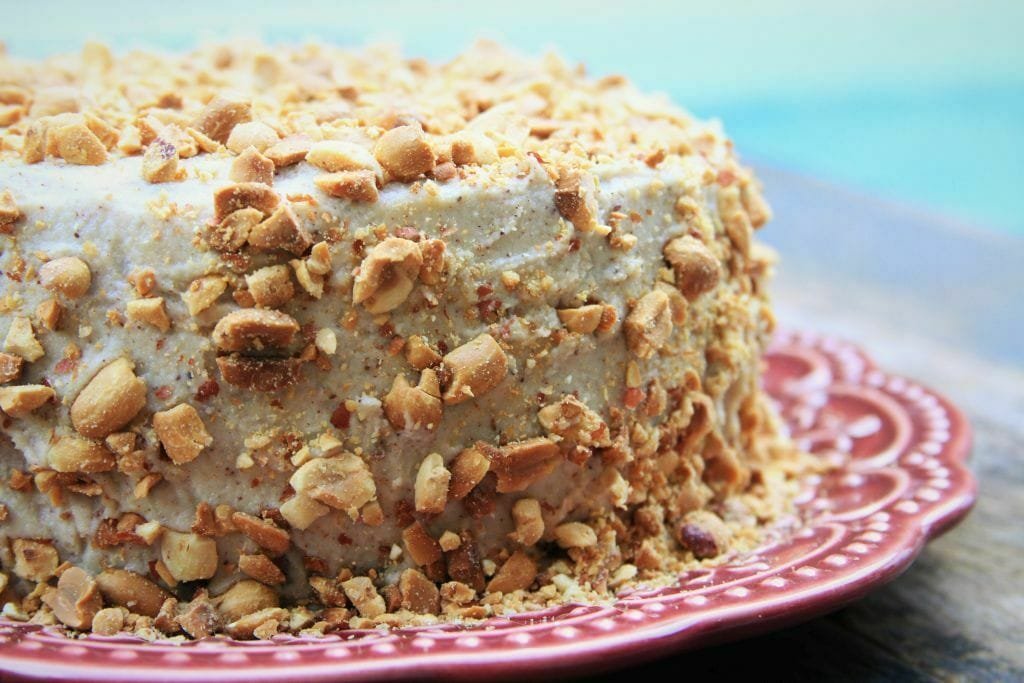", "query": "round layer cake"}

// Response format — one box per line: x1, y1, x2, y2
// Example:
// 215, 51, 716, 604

0, 41, 796, 635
